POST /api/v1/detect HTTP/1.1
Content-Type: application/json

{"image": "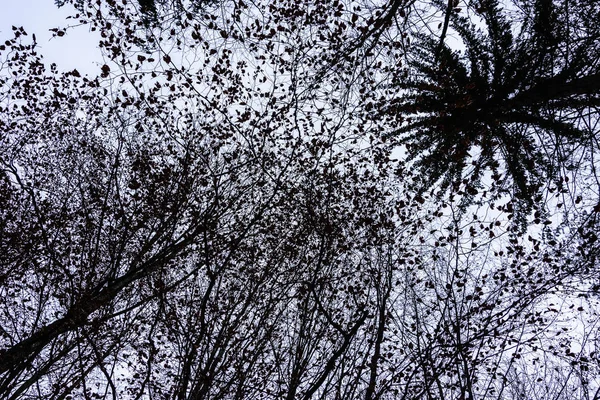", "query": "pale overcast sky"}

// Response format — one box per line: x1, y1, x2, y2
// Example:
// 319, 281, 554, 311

1, 0, 102, 74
